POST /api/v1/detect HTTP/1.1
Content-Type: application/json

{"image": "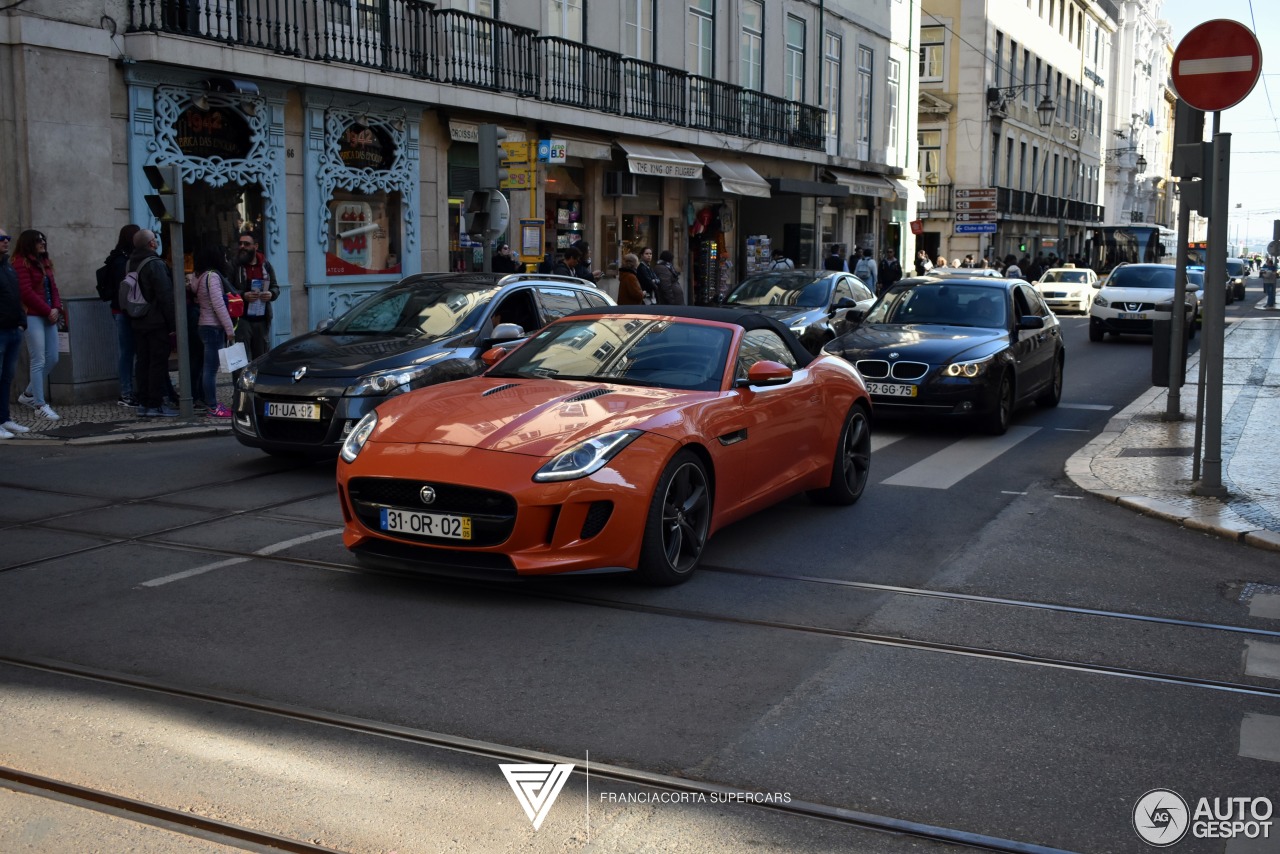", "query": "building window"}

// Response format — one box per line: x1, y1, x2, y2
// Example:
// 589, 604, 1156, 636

741, 0, 763, 90
822, 33, 841, 147
1005, 137, 1014, 187
452, 0, 494, 14
547, 0, 583, 39
623, 0, 654, 62
994, 31, 1004, 88
689, 0, 714, 77
856, 46, 873, 161
785, 15, 806, 102
1022, 49, 1030, 102
919, 129, 941, 185
920, 26, 944, 81
1019, 141, 1027, 189
887, 58, 901, 153
1009, 40, 1018, 91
